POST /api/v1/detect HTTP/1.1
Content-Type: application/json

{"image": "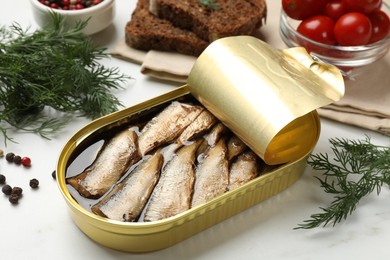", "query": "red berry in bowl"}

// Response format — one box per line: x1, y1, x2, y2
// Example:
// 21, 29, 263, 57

297, 15, 337, 45
334, 12, 372, 46
367, 9, 390, 43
